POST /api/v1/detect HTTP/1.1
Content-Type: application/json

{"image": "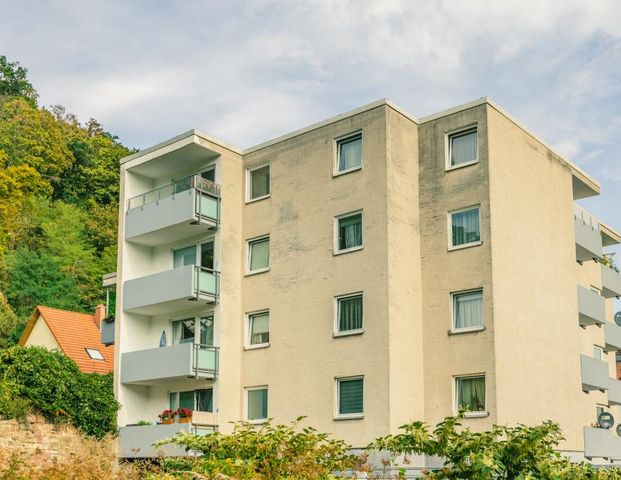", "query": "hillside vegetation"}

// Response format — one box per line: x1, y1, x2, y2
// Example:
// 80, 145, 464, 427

0, 56, 132, 346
